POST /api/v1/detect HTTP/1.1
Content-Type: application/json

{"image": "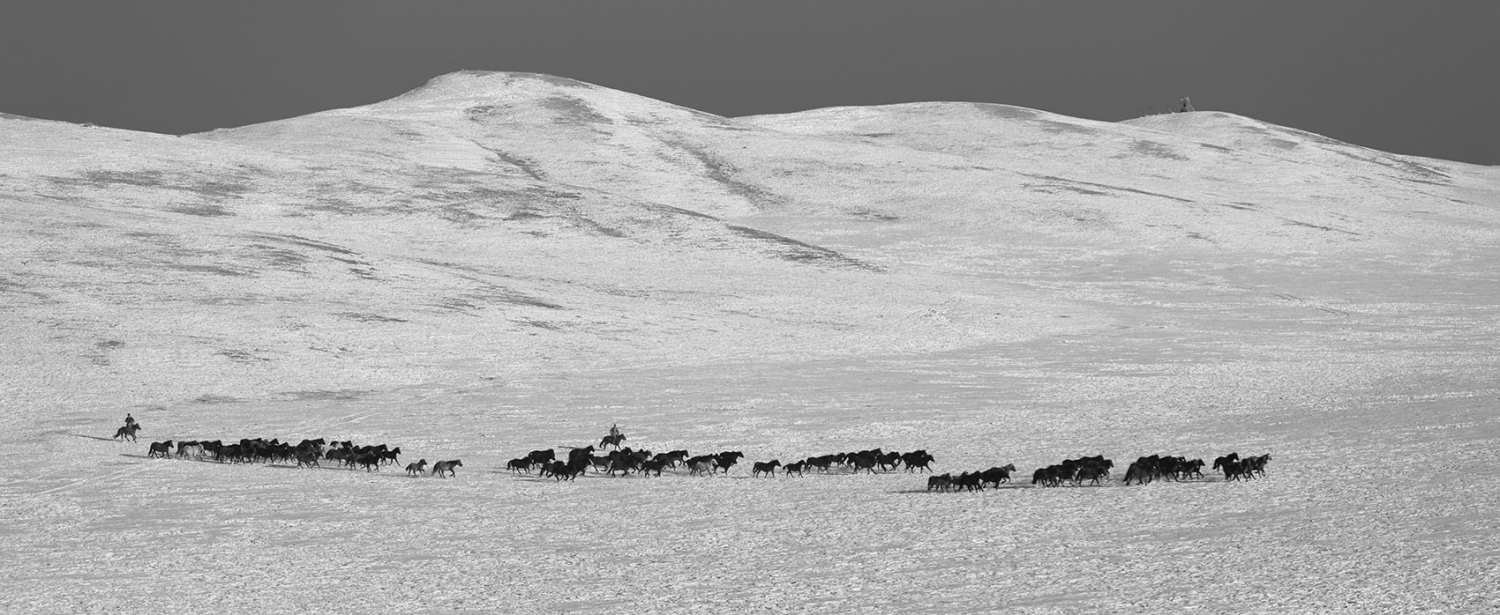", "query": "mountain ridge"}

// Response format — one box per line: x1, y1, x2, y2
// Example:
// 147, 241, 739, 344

1, 70, 1496, 420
